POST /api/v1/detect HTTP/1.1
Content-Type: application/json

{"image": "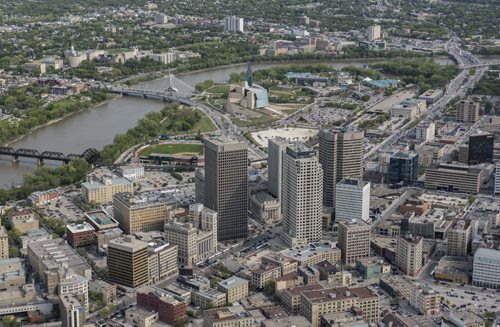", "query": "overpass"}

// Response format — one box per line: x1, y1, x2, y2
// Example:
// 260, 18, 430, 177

460, 62, 500, 69
0, 147, 100, 165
